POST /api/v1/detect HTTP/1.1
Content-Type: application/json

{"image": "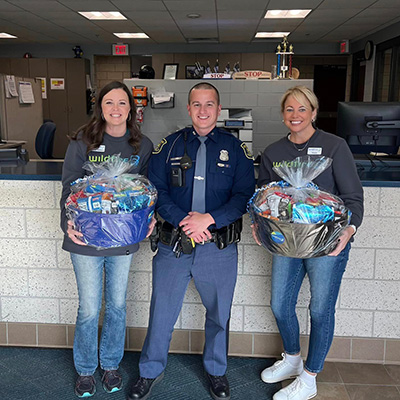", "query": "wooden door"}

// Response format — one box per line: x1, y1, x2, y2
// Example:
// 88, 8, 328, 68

28, 58, 50, 120
66, 58, 90, 137
0, 58, 11, 74
9, 58, 29, 77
